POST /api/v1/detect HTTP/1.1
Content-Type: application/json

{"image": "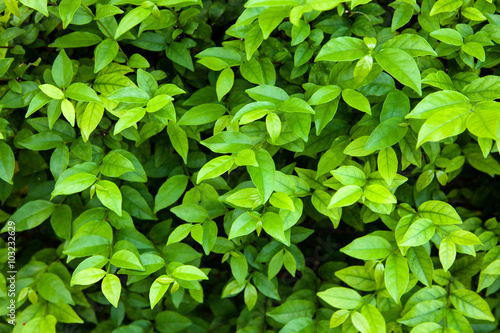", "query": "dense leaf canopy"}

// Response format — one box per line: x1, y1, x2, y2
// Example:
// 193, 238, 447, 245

1, 0, 500, 332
